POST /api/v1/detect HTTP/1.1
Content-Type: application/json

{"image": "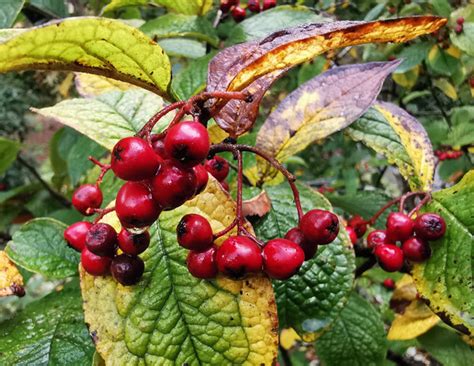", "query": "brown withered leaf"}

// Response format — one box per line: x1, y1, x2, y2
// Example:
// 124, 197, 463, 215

0, 251, 24, 297
242, 190, 272, 218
